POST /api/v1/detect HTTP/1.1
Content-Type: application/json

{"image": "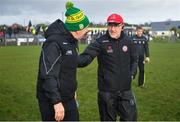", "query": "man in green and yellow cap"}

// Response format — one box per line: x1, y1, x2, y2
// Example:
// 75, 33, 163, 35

36, 1, 90, 121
